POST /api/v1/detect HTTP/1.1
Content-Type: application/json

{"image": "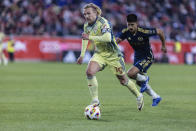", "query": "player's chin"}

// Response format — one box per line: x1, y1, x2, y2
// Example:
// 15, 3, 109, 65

130, 29, 134, 32
86, 19, 91, 23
